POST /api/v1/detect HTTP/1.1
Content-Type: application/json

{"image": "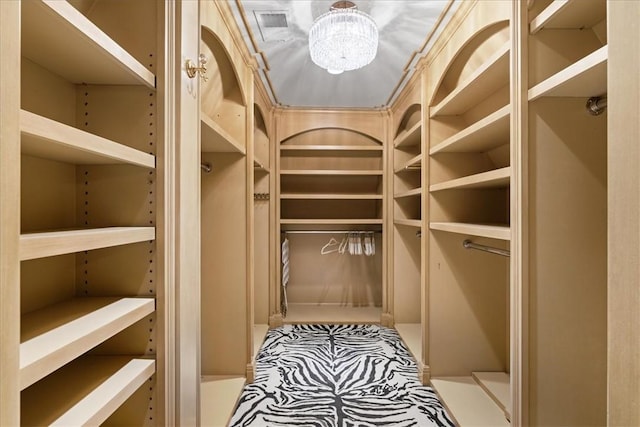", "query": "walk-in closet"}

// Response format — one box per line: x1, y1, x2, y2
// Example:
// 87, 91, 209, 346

1, 0, 638, 426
